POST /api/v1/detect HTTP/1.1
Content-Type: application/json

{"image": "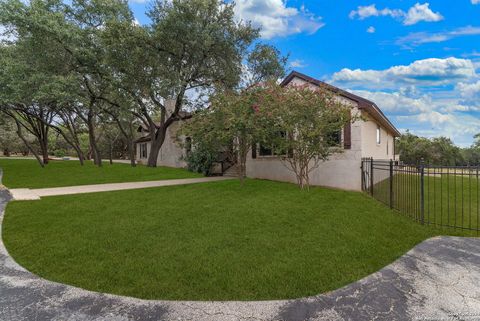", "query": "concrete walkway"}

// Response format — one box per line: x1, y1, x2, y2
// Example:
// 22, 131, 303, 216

9, 177, 233, 200
1, 190, 480, 320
